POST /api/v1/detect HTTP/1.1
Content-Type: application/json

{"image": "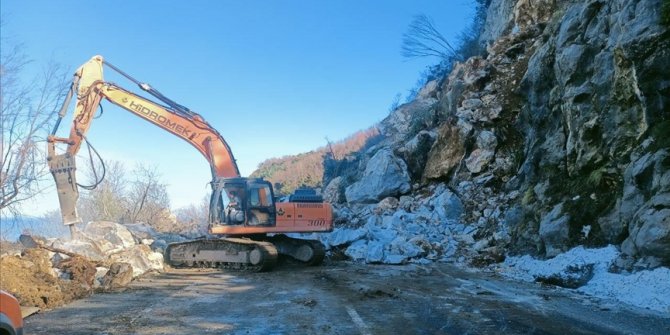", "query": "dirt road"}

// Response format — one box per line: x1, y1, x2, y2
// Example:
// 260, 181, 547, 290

25, 261, 670, 334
